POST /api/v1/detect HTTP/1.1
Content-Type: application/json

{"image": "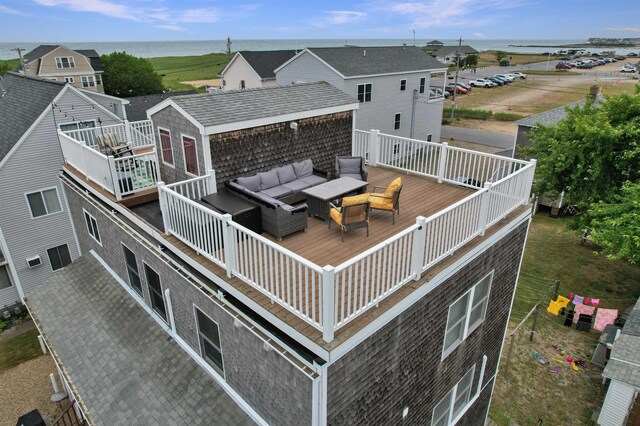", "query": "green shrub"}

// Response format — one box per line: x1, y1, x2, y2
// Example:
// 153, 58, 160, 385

494, 112, 526, 121
442, 118, 451, 125
444, 107, 493, 120
0, 320, 5, 333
